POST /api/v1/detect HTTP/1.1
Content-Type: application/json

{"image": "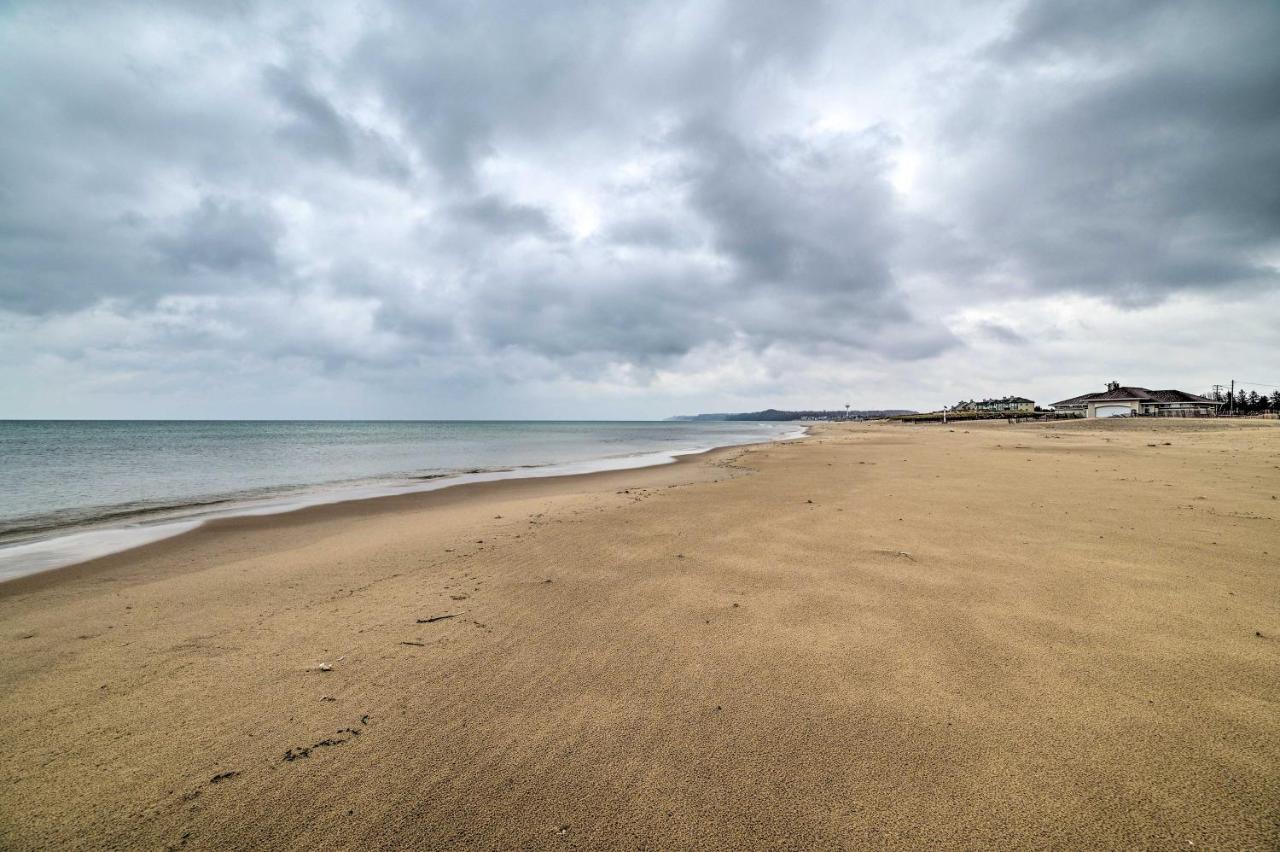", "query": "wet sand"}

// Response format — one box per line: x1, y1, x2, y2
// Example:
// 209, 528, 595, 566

1, 419, 1277, 849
